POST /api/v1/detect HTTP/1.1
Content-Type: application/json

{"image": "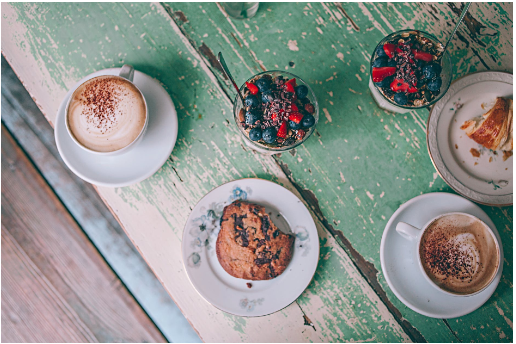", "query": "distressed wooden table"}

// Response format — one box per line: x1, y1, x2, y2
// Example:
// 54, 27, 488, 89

2, 2, 513, 342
